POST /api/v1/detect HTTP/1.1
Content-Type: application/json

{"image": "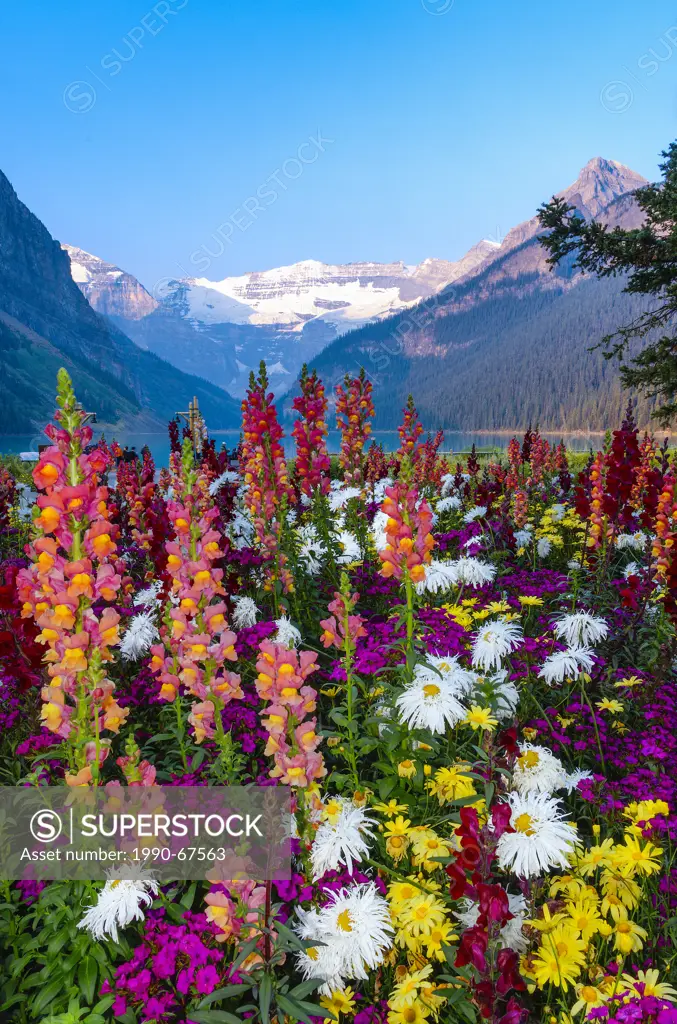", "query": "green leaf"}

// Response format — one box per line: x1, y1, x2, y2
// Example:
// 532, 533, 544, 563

163, 901, 189, 924
189, 1013, 243, 1024
378, 777, 398, 799
272, 918, 310, 951
23, 972, 48, 990
258, 973, 273, 1024
231, 935, 261, 971
191, 748, 207, 770
276, 994, 332, 1023
289, 979, 323, 999
198, 984, 250, 1008
180, 882, 197, 909
31, 977, 68, 1016
78, 956, 97, 1006
91, 995, 115, 1014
